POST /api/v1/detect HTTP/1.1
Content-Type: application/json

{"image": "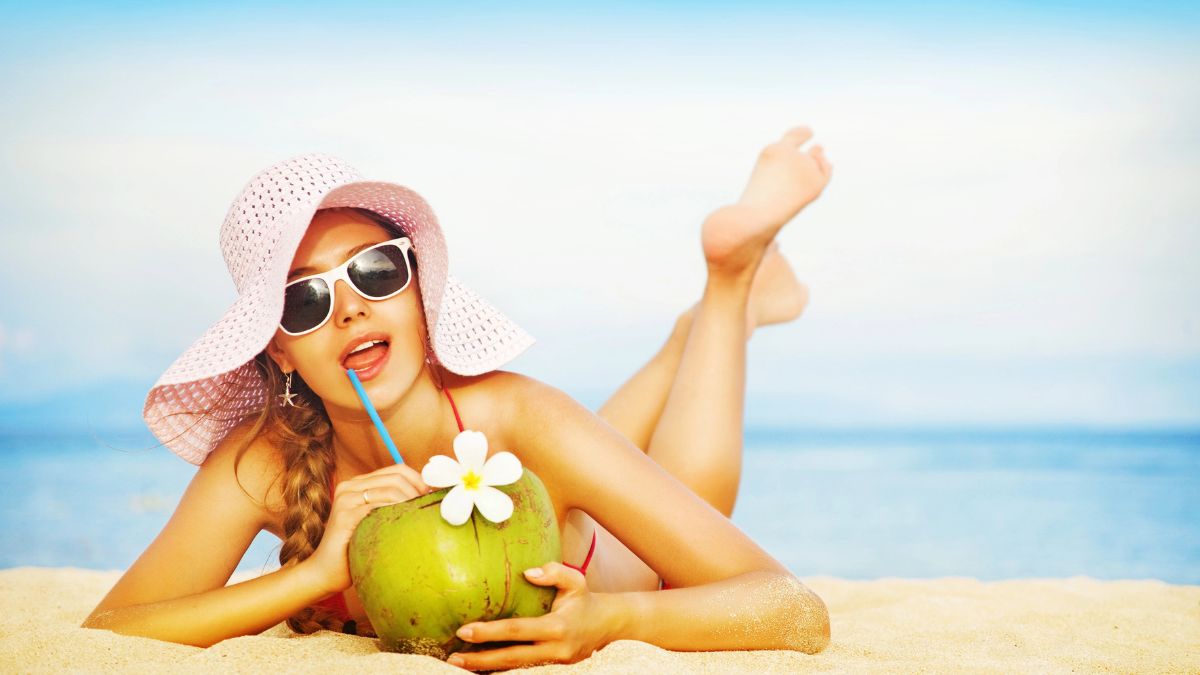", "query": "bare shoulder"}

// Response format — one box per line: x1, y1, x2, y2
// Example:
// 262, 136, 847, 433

203, 418, 289, 533
438, 368, 553, 435
464, 370, 621, 473
456, 370, 577, 438
440, 369, 586, 468
452, 371, 591, 515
